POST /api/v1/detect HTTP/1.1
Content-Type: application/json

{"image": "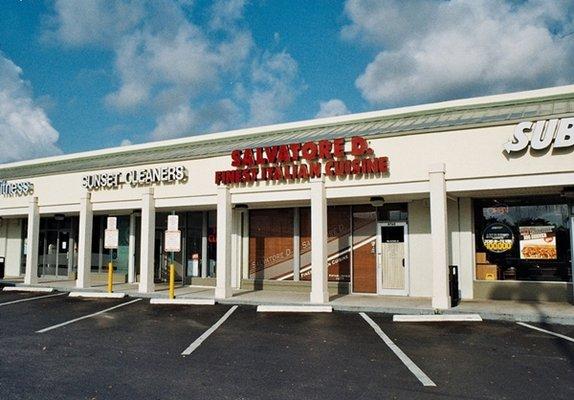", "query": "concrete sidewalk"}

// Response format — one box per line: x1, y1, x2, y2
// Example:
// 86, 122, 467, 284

2, 278, 573, 325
